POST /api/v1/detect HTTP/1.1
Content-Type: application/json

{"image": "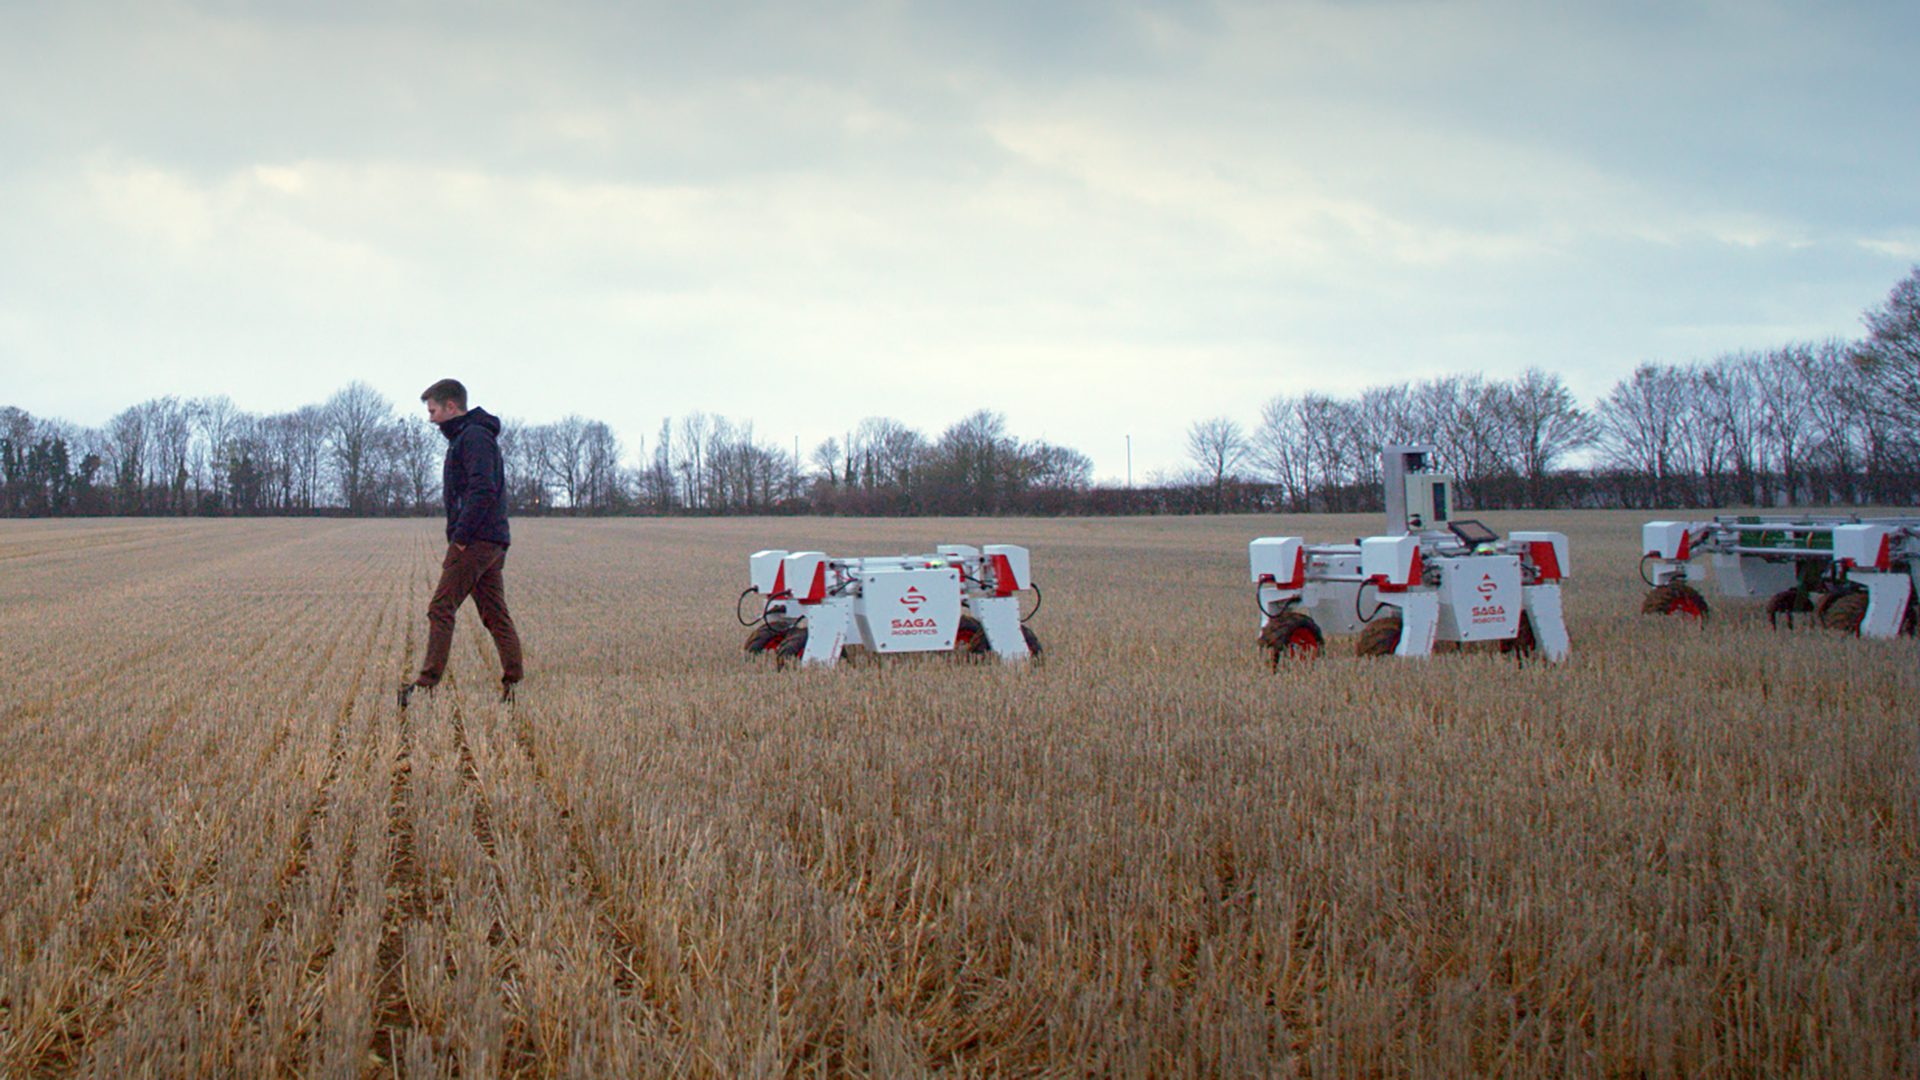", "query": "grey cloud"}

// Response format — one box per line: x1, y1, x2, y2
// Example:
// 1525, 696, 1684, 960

2, 0, 1915, 479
